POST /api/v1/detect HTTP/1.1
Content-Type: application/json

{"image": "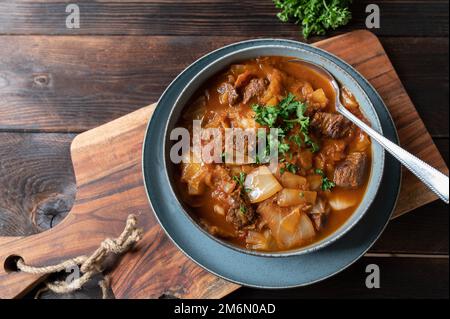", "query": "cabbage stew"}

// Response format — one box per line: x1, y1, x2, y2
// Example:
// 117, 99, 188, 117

175, 56, 371, 252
